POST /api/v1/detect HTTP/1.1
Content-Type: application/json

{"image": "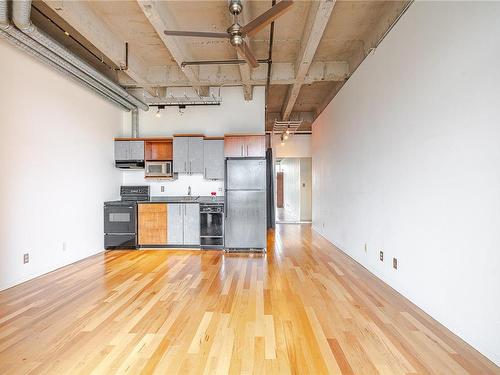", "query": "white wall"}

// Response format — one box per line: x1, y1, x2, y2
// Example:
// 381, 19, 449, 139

281, 158, 301, 220
122, 86, 265, 137
312, 2, 500, 365
0, 40, 122, 290
273, 134, 311, 158
300, 158, 312, 221
121, 86, 265, 196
